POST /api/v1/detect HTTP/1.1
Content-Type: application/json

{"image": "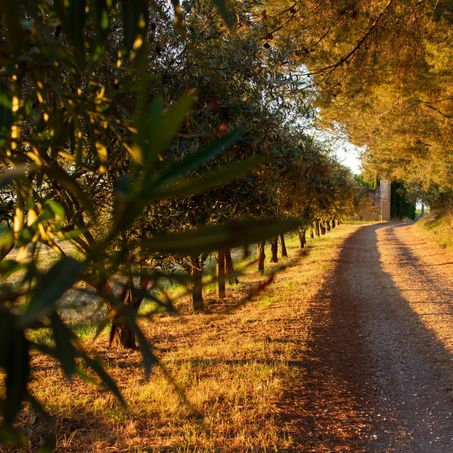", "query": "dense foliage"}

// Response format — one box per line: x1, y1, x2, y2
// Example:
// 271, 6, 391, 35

391, 181, 416, 220
0, 1, 363, 443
